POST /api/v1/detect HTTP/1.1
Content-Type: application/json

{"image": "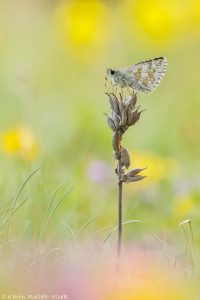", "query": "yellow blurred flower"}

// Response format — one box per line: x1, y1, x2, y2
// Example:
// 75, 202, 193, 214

0, 125, 39, 161
54, 0, 108, 55
173, 194, 194, 219
106, 273, 193, 300
190, 0, 200, 28
123, 0, 191, 44
130, 151, 178, 186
